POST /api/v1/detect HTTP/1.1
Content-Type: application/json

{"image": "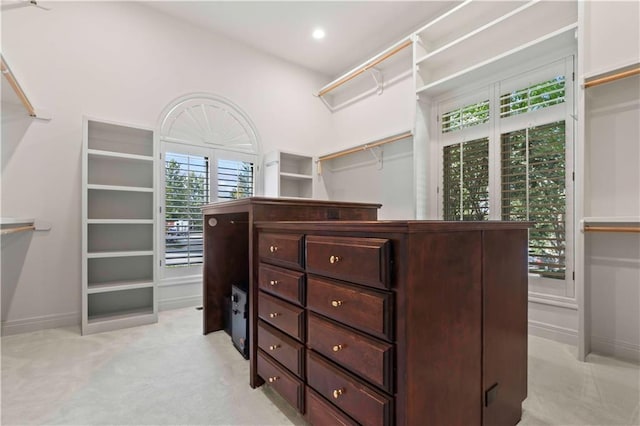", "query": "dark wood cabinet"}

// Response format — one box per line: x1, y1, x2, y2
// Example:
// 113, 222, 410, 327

254, 221, 530, 426
201, 197, 380, 387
